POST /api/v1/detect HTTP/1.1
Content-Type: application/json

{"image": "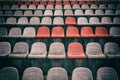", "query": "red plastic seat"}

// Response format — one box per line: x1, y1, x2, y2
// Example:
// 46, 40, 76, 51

81, 27, 95, 37
56, 1, 62, 5
95, 27, 110, 37
51, 27, 64, 38
71, 1, 78, 5
32, 2, 39, 5
25, 2, 31, 5
63, 1, 70, 5
48, 1, 54, 5
66, 26, 80, 38
36, 26, 50, 38
40, 1, 47, 5
79, 1, 85, 4
65, 17, 76, 25
67, 42, 86, 58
